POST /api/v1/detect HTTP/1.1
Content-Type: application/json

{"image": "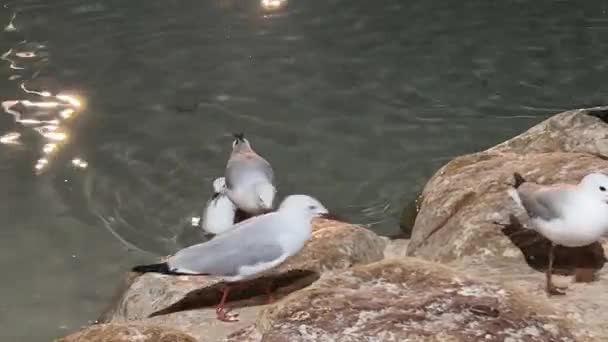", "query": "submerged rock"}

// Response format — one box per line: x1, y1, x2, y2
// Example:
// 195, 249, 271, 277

228, 258, 577, 342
